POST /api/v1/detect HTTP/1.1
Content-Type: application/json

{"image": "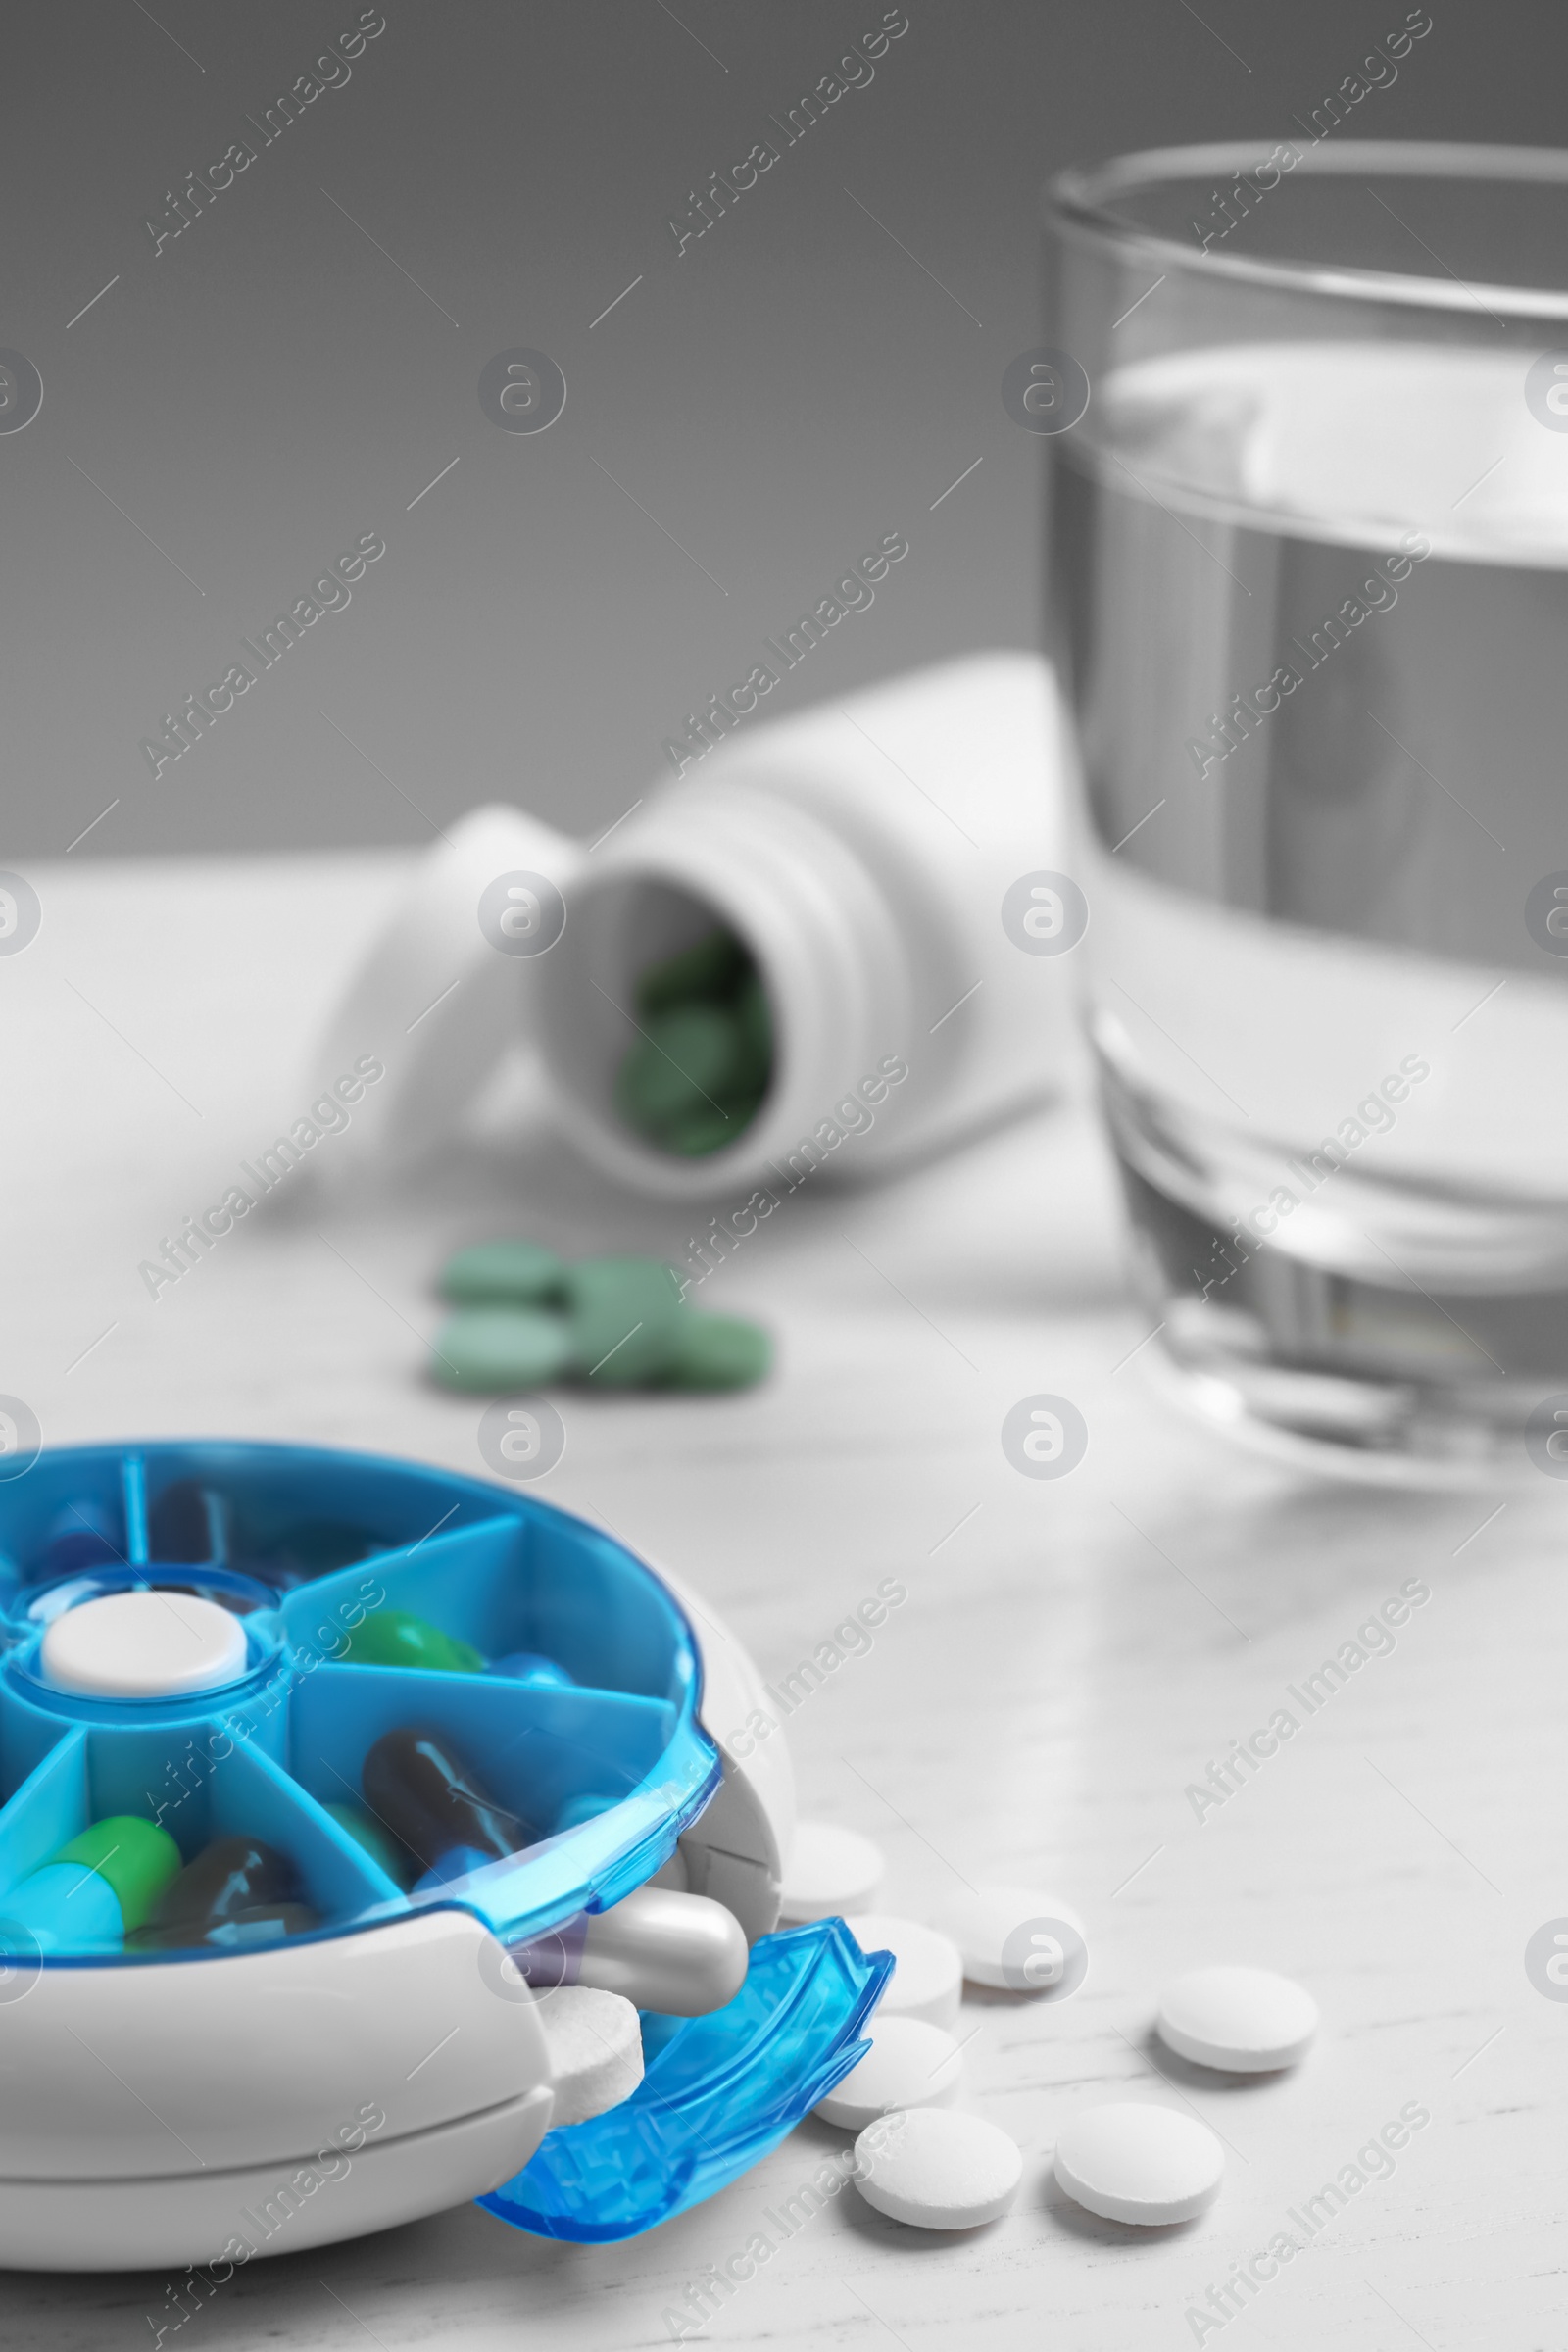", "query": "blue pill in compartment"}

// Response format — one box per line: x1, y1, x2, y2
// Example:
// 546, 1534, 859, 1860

487, 1650, 576, 1690
412, 1844, 500, 1896
39, 1501, 122, 1578
146, 1480, 228, 1565
2, 1862, 122, 1951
